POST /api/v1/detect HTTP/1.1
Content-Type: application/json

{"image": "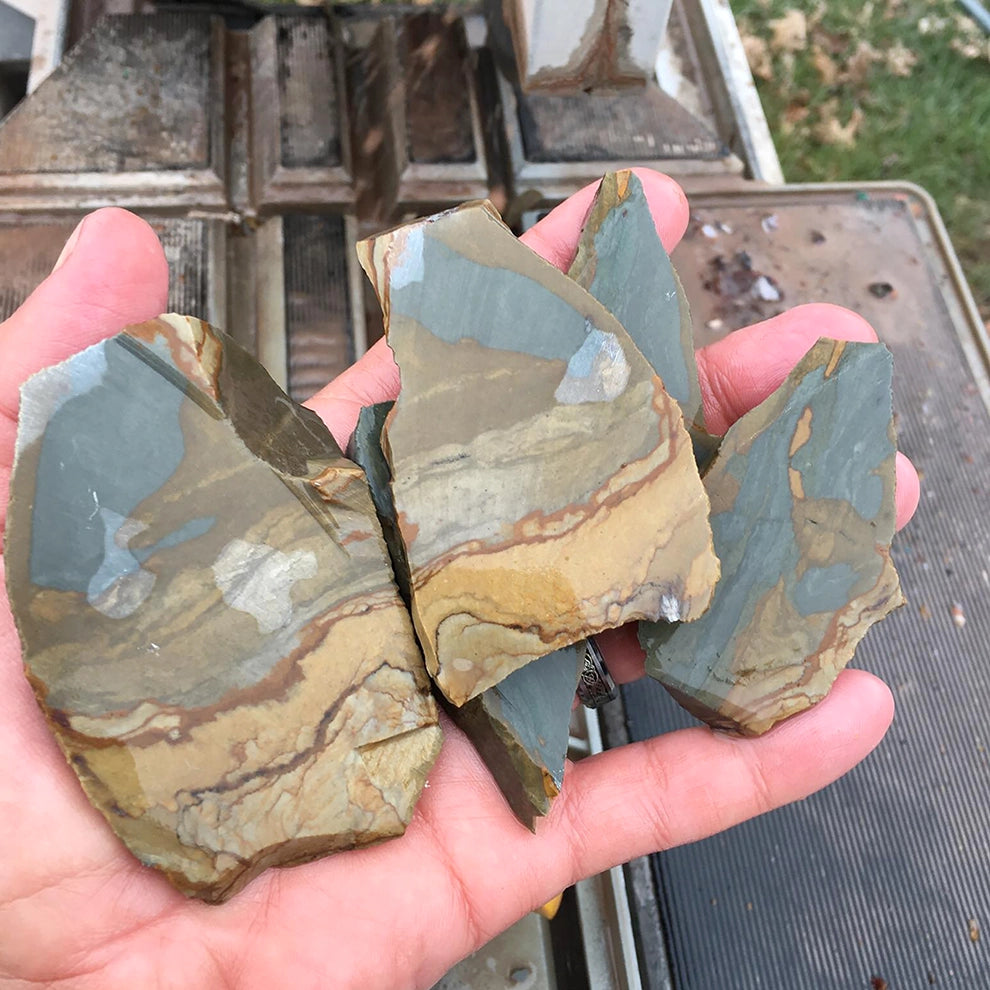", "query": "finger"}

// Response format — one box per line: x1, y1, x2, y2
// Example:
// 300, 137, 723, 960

478, 668, 891, 921
696, 303, 878, 435
894, 451, 920, 531
518, 167, 690, 264
305, 169, 691, 450
518, 667, 892, 960
593, 624, 646, 685
303, 338, 401, 450
0, 210, 168, 538
696, 302, 920, 530
0, 556, 181, 961
0, 208, 169, 426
